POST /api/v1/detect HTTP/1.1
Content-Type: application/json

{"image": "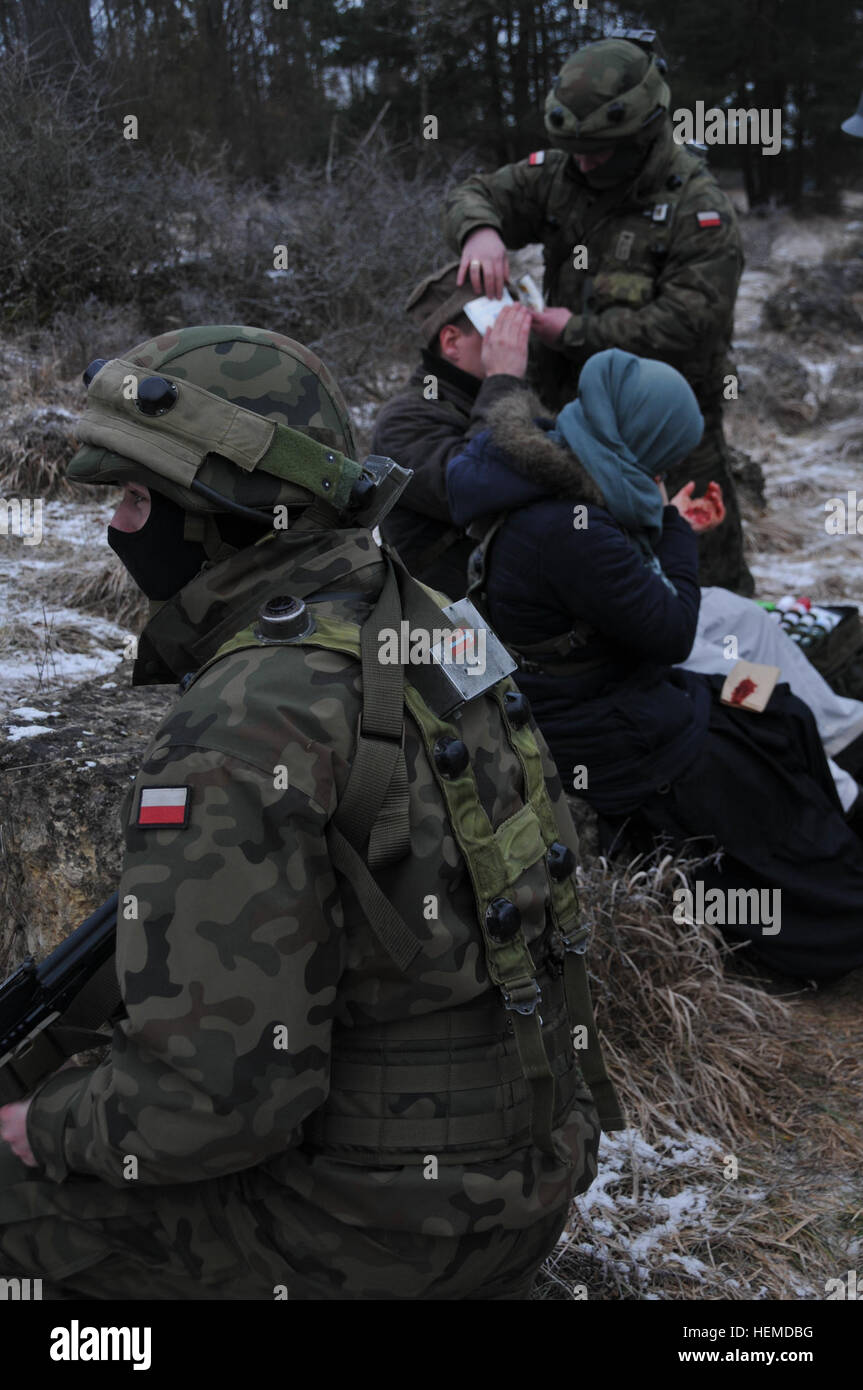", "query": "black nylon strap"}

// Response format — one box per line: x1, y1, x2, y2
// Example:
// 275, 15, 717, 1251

413, 526, 464, 577
0, 951, 122, 1104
